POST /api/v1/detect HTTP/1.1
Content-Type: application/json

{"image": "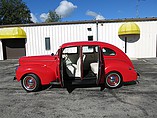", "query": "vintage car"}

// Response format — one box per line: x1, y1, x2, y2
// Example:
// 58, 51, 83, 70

14, 41, 138, 92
